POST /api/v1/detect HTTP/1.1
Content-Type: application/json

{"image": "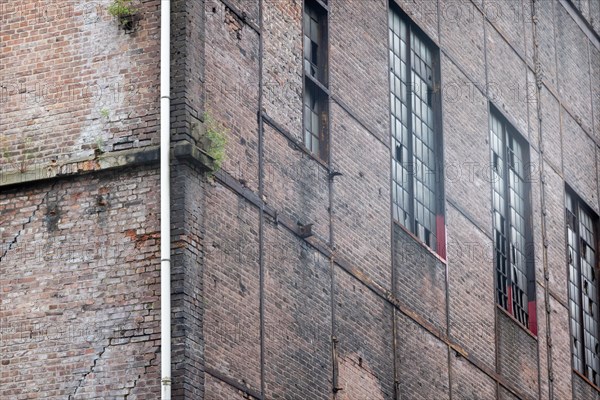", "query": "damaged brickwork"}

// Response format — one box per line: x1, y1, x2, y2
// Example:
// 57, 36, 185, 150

2, 0, 600, 399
